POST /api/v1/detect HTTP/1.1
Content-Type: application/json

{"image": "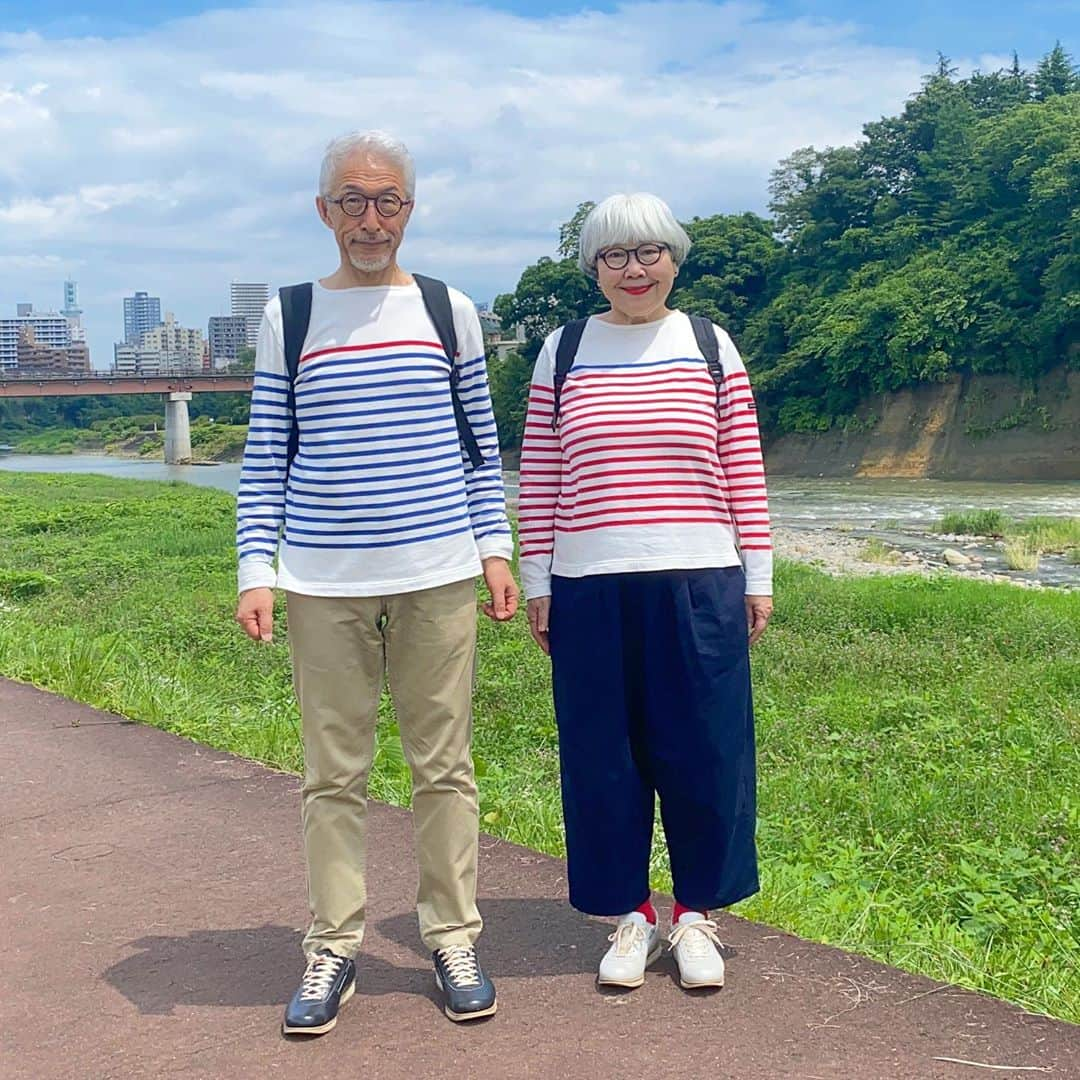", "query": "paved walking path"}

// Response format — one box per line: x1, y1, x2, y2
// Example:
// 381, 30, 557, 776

3, 678, 1077, 1079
